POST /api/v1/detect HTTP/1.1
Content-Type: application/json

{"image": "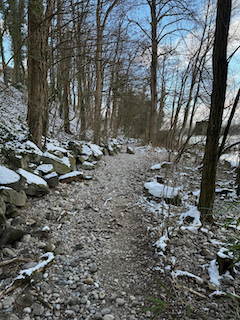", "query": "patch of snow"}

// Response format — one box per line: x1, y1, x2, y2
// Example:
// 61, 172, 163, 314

43, 152, 71, 168
36, 164, 54, 173
44, 172, 58, 179
81, 144, 93, 156
209, 290, 225, 298
0, 166, 20, 184
42, 226, 50, 231
179, 206, 202, 232
88, 143, 103, 157
23, 140, 43, 155
154, 266, 165, 273
144, 181, 180, 199
17, 168, 47, 186
200, 227, 209, 234
46, 142, 68, 153
172, 270, 203, 284
154, 233, 169, 251
82, 161, 94, 167
208, 259, 221, 286
7, 252, 54, 287
151, 164, 161, 170
217, 247, 233, 259
193, 190, 200, 197
59, 171, 84, 179
210, 239, 225, 246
